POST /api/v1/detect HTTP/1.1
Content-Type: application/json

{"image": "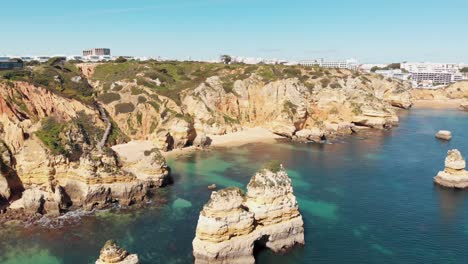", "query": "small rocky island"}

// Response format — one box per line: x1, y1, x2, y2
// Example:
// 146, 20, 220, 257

435, 130, 452, 141
192, 161, 304, 264
434, 149, 468, 188
96, 240, 139, 264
